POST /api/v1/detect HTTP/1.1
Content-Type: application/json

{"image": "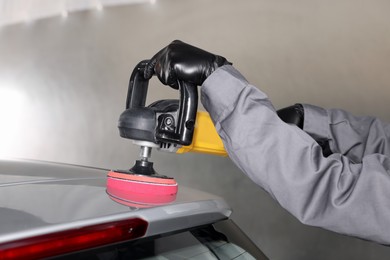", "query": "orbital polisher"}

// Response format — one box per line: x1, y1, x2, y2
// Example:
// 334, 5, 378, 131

106, 60, 226, 206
